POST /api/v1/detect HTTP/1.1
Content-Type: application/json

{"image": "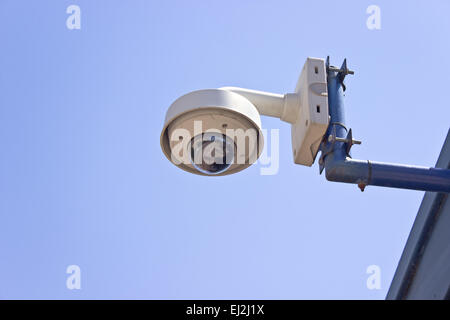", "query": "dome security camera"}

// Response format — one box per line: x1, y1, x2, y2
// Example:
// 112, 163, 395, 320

160, 89, 264, 176
160, 56, 450, 194
160, 57, 329, 176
